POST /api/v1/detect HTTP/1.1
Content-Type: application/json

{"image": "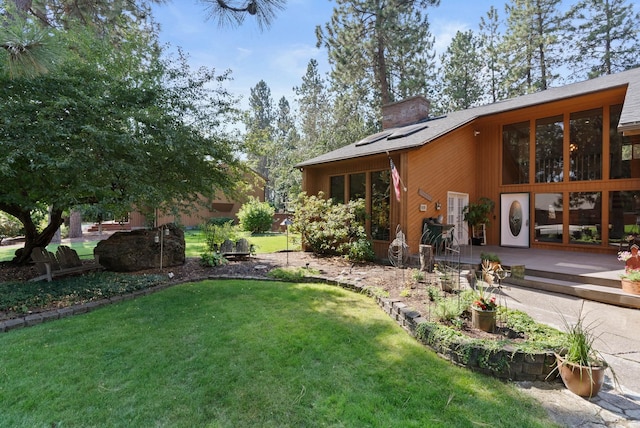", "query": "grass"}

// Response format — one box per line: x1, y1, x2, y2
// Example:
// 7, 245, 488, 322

0, 229, 300, 262
0, 279, 558, 427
